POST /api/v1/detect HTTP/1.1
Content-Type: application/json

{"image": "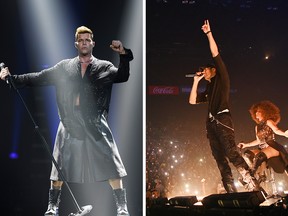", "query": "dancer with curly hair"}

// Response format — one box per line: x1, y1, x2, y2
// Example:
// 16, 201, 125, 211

238, 100, 288, 181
